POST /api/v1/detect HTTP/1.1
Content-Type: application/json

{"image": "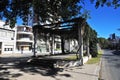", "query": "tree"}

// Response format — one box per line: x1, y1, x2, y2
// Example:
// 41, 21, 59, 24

83, 23, 98, 57
98, 37, 109, 49
83, 23, 91, 57
91, 0, 120, 9
0, 0, 120, 29
89, 28, 98, 57
0, 0, 83, 27
0, 0, 84, 56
